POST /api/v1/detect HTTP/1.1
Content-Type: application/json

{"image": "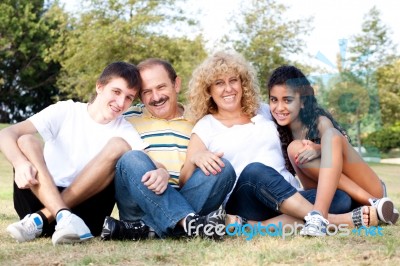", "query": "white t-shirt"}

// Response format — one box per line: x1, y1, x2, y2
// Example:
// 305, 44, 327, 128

192, 104, 301, 192
28, 100, 148, 187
